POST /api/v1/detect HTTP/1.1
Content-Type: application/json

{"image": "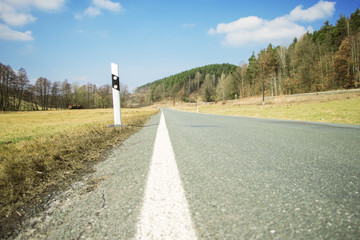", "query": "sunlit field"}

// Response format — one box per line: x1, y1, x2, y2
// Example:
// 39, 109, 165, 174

171, 92, 360, 125
0, 108, 155, 145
